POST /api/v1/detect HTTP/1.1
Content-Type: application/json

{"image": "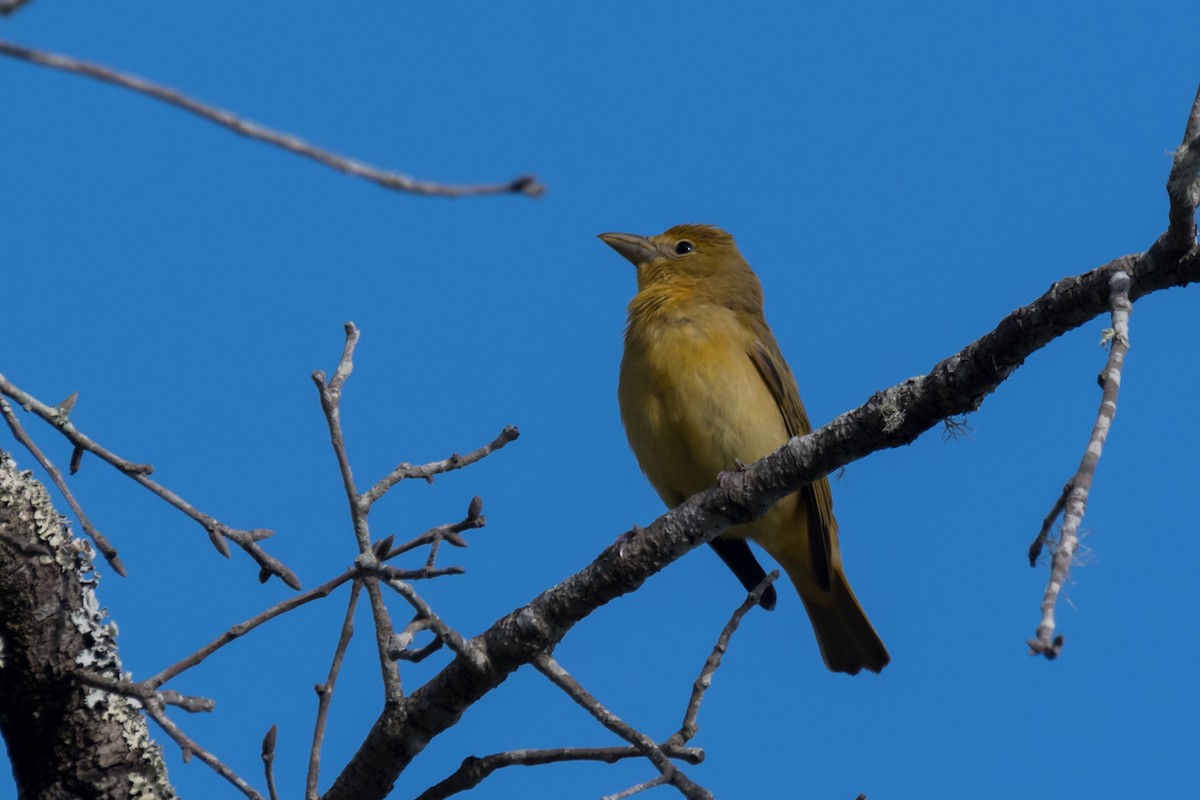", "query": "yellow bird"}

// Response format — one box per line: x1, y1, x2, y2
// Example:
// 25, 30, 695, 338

600, 224, 889, 675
